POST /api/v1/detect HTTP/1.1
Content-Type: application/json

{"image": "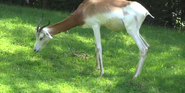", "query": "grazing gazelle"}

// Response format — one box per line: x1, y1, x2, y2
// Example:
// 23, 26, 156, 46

34, 0, 154, 78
